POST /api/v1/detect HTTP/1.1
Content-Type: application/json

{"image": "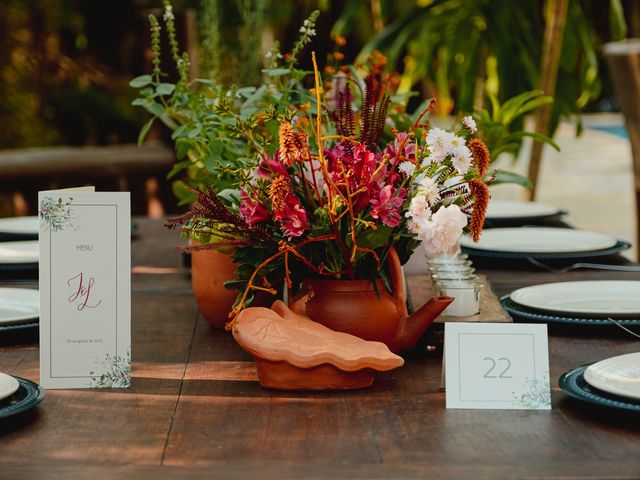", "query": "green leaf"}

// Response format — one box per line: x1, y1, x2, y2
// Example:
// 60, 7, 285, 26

172, 180, 197, 206
262, 68, 291, 77
488, 170, 533, 189
166, 159, 193, 179
137, 118, 154, 147
609, 0, 628, 41
503, 131, 560, 151
218, 189, 241, 205
499, 90, 544, 125
357, 225, 393, 250
156, 83, 176, 96
143, 102, 165, 117
129, 75, 153, 88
